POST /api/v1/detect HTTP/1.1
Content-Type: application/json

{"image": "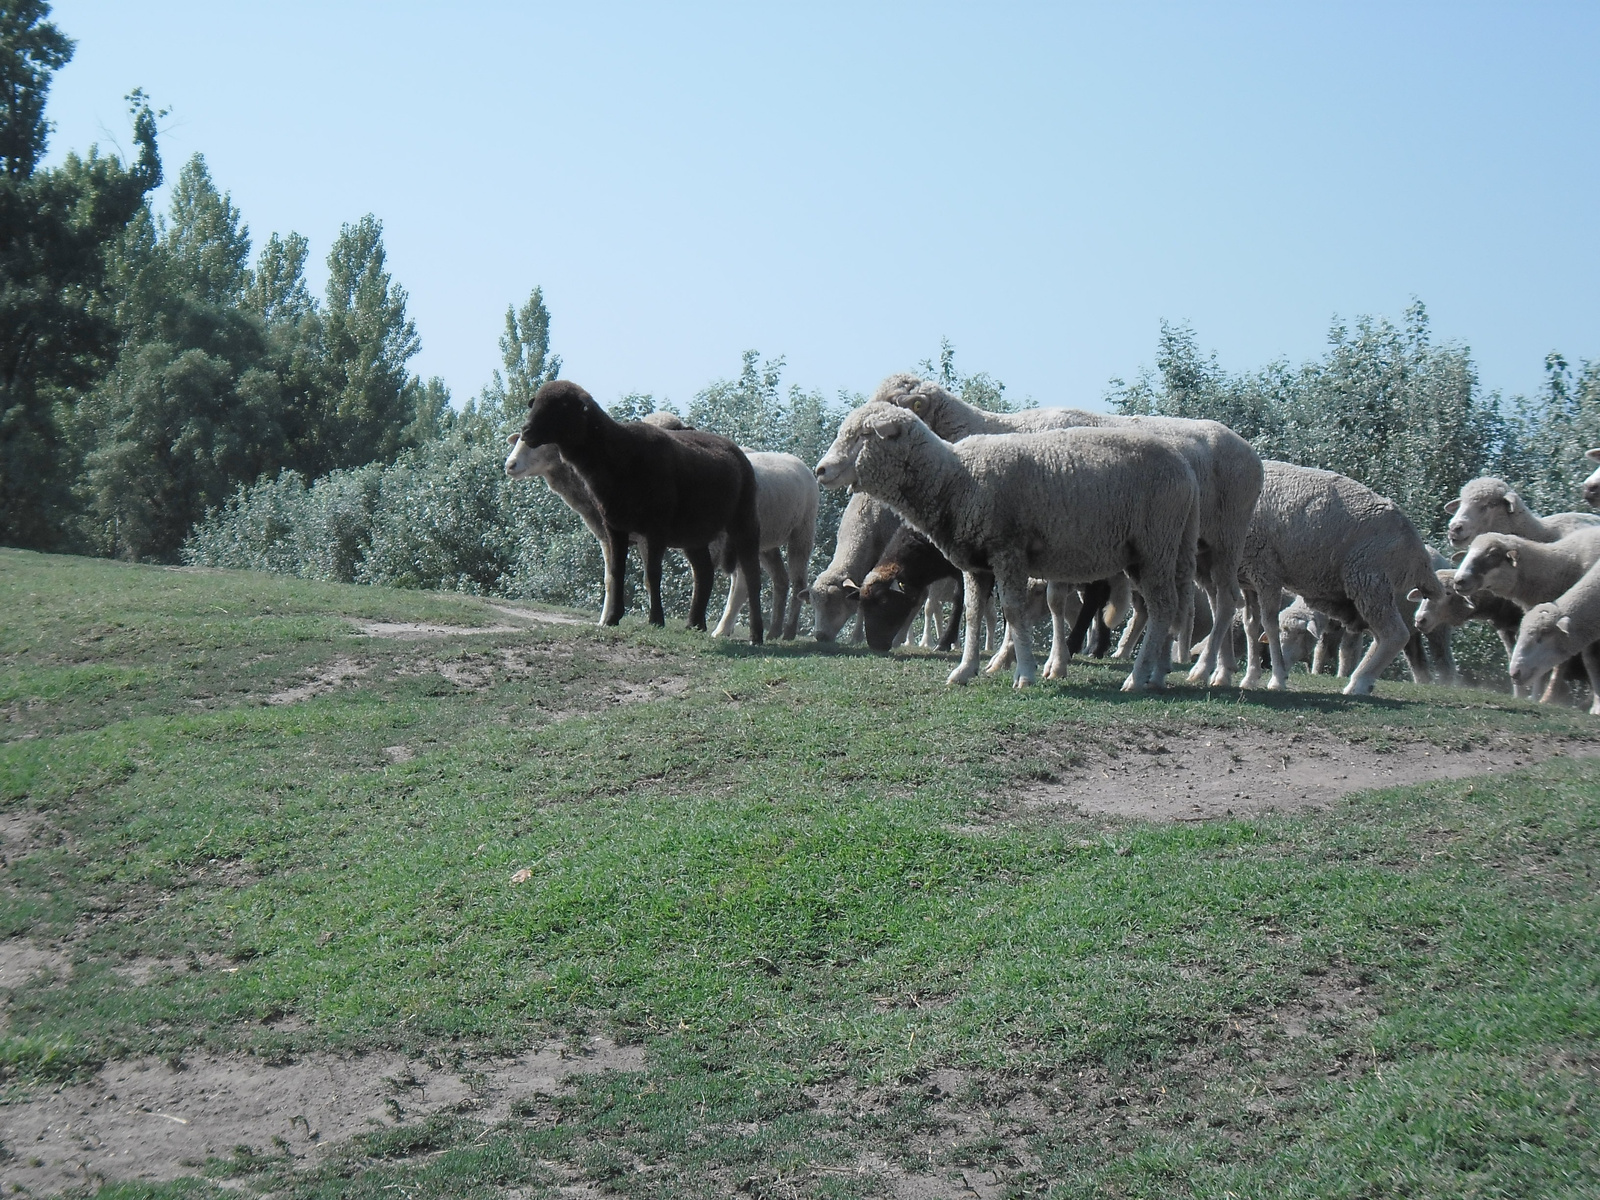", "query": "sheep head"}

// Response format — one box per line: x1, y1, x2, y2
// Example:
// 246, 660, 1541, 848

1510, 602, 1574, 686
857, 565, 922, 653
504, 432, 566, 480
815, 401, 918, 489
1447, 477, 1519, 547
807, 575, 860, 641
522, 380, 603, 452
871, 374, 962, 441
1452, 535, 1515, 595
